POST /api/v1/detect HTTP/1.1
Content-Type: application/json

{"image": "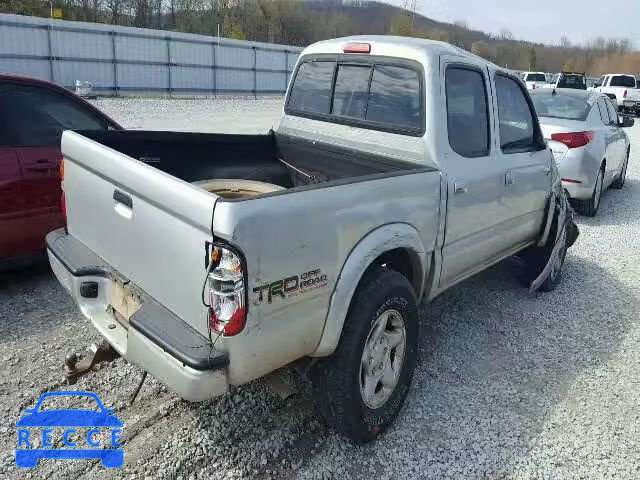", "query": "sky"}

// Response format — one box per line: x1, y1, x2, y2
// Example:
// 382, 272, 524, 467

383, 0, 640, 49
